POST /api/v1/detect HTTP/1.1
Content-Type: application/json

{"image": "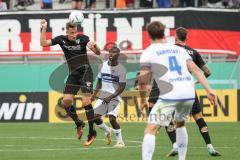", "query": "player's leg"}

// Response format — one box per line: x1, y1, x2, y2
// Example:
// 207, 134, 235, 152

82, 92, 97, 146
192, 94, 221, 156
142, 123, 160, 160
165, 120, 178, 157
193, 112, 221, 156
174, 100, 194, 160
63, 76, 85, 140
107, 100, 124, 147
94, 99, 112, 145
142, 101, 175, 160
81, 66, 97, 146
